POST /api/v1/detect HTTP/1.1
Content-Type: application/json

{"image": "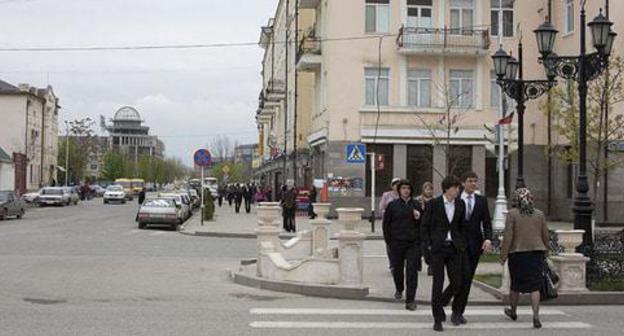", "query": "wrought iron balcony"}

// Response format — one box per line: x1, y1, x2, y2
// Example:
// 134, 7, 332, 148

296, 34, 322, 71
397, 26, 490, 56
